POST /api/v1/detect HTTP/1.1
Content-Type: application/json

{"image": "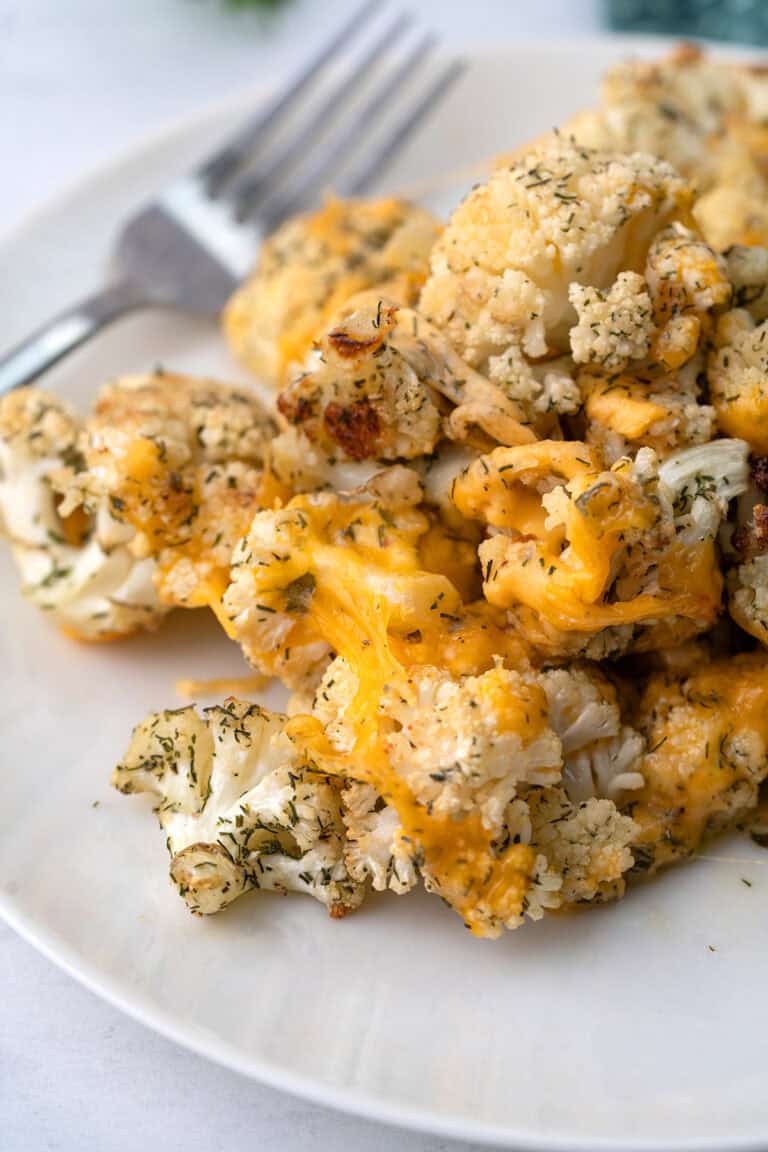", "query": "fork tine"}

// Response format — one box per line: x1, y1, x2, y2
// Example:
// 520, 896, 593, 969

342, 59, 466, 197
257, 34, 448, 232
230, 10, 414, 221
198, 0, 381, 193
